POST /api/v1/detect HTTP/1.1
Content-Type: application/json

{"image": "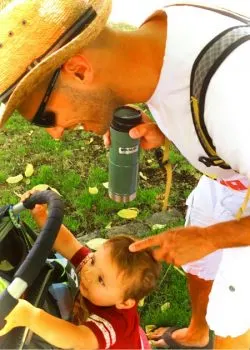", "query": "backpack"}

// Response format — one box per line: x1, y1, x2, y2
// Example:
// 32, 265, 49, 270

167, 3, 250, 169
161, 3, 250, 211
